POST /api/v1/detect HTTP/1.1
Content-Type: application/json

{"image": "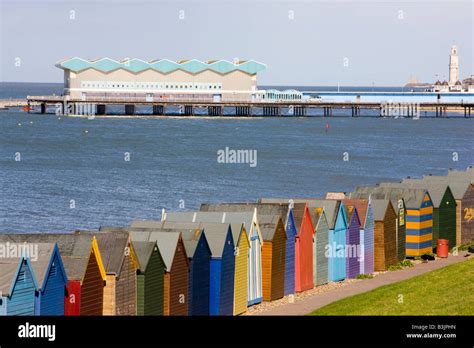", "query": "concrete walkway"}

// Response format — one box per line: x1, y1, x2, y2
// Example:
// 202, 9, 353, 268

255, 252, 472, 315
